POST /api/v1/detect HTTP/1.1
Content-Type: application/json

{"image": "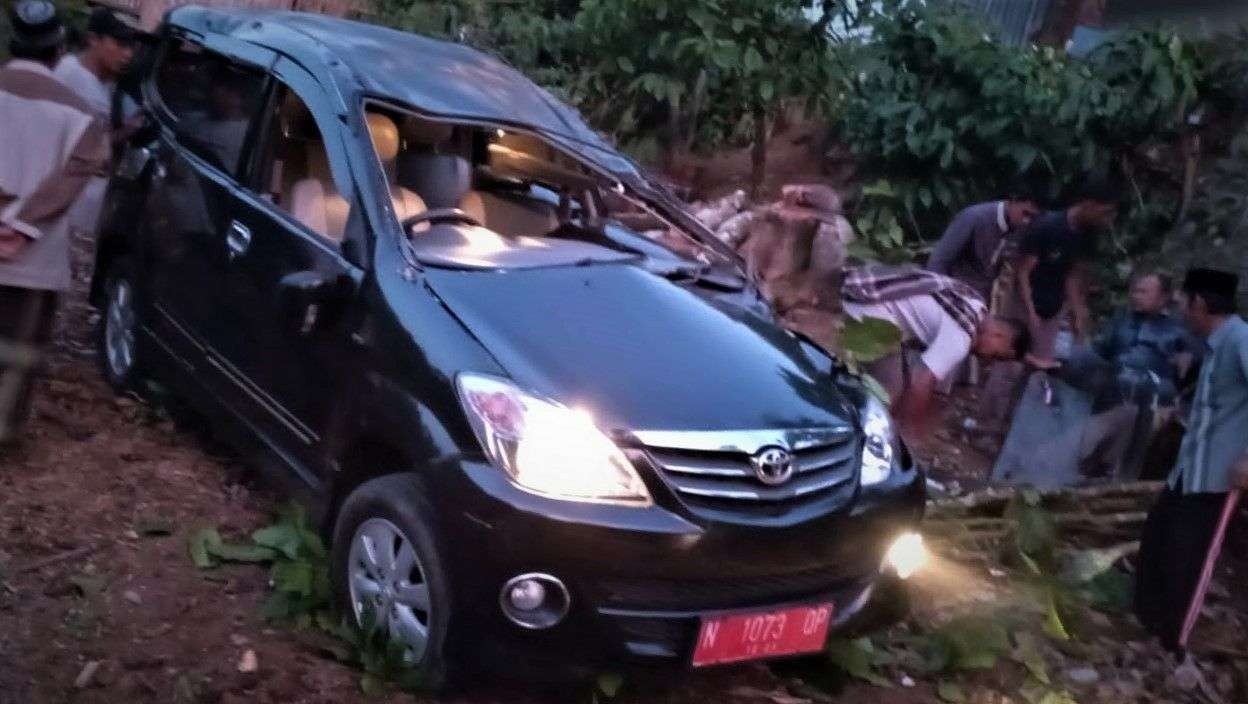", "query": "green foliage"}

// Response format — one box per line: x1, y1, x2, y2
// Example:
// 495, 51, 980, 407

572, 0, 834, 154
825, 636, 894, 688
1006, 490, 1059, 572
319, 606, 428, 695
1079, 567, 1133, 613
923, 615, 1012, 672
838, 315, 902, 364
836, 1, 1206, 264
188, 504, 424, 694
936, 680, 966, 702
1178, 131, 1248, 242
595, 672, 625, 699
